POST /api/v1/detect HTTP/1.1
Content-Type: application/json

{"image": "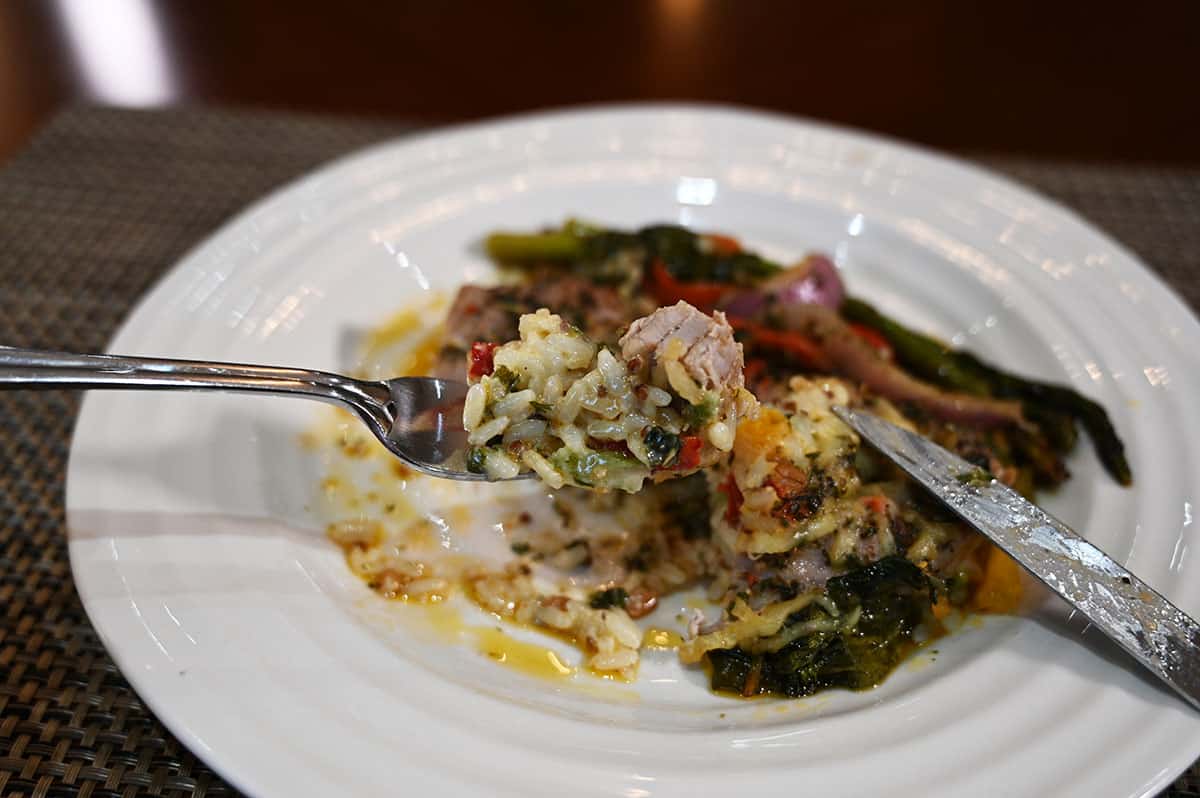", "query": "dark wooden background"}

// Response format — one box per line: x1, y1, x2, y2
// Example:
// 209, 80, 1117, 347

2, 0, 1198, 165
